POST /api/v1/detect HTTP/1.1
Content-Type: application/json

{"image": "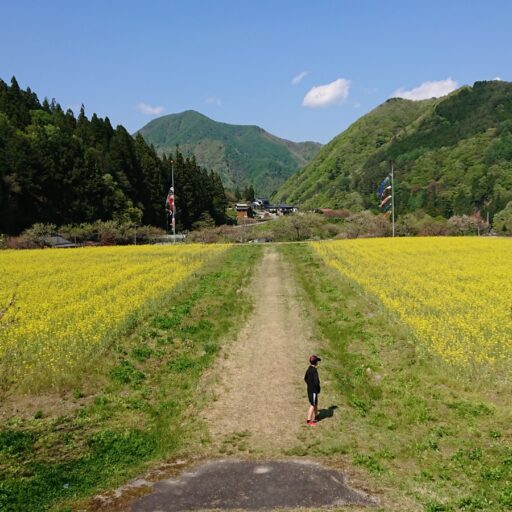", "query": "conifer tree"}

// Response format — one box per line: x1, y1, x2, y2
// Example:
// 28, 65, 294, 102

0, 77, 229, 234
